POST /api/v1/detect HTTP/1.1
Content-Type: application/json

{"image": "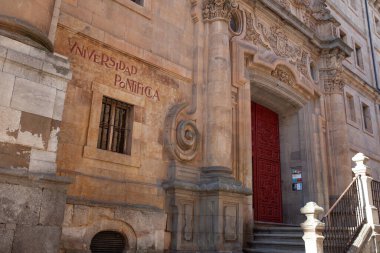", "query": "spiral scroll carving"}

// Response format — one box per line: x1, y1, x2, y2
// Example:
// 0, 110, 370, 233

175, 120, 200, 161
164, 103, 200, 162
